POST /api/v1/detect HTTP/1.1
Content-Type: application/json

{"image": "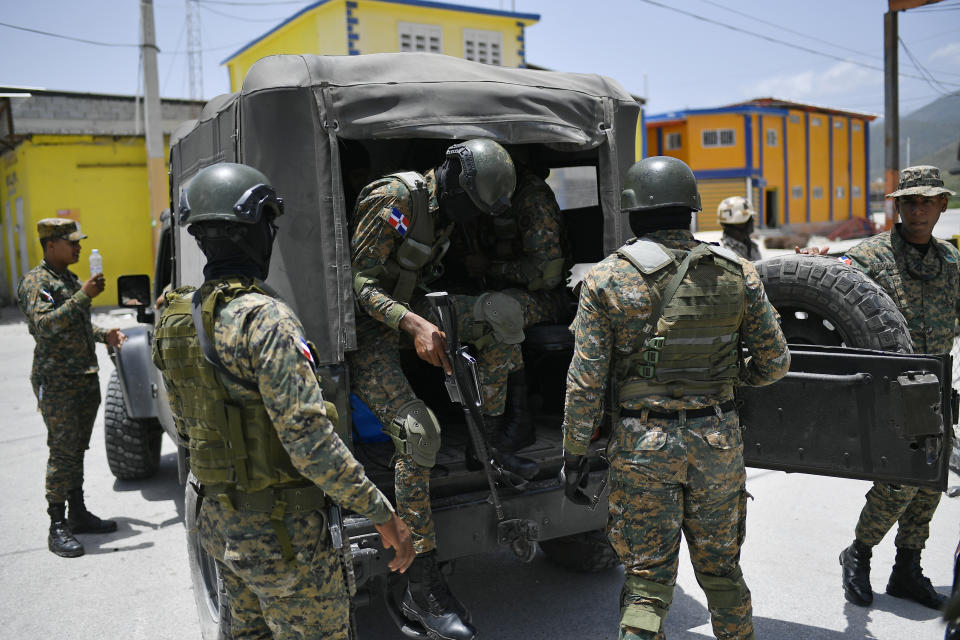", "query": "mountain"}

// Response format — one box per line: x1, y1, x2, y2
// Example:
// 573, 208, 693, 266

868, 92, 960, 183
